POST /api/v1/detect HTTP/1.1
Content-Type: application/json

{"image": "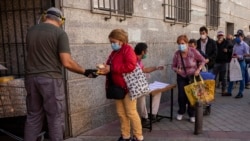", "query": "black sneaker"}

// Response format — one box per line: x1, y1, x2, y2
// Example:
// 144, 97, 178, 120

235, 94, 243, 99
118, 136, 132, 141
132, 137, 144, 141
141, 117, 149, 125
151, 114, 157, 120
222, 92, 232, 96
